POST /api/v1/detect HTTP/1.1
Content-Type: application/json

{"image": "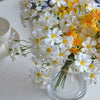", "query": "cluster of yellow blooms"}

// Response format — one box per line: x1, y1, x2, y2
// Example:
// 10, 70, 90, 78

64, 9, 100, 55
54, 0, 89, 17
